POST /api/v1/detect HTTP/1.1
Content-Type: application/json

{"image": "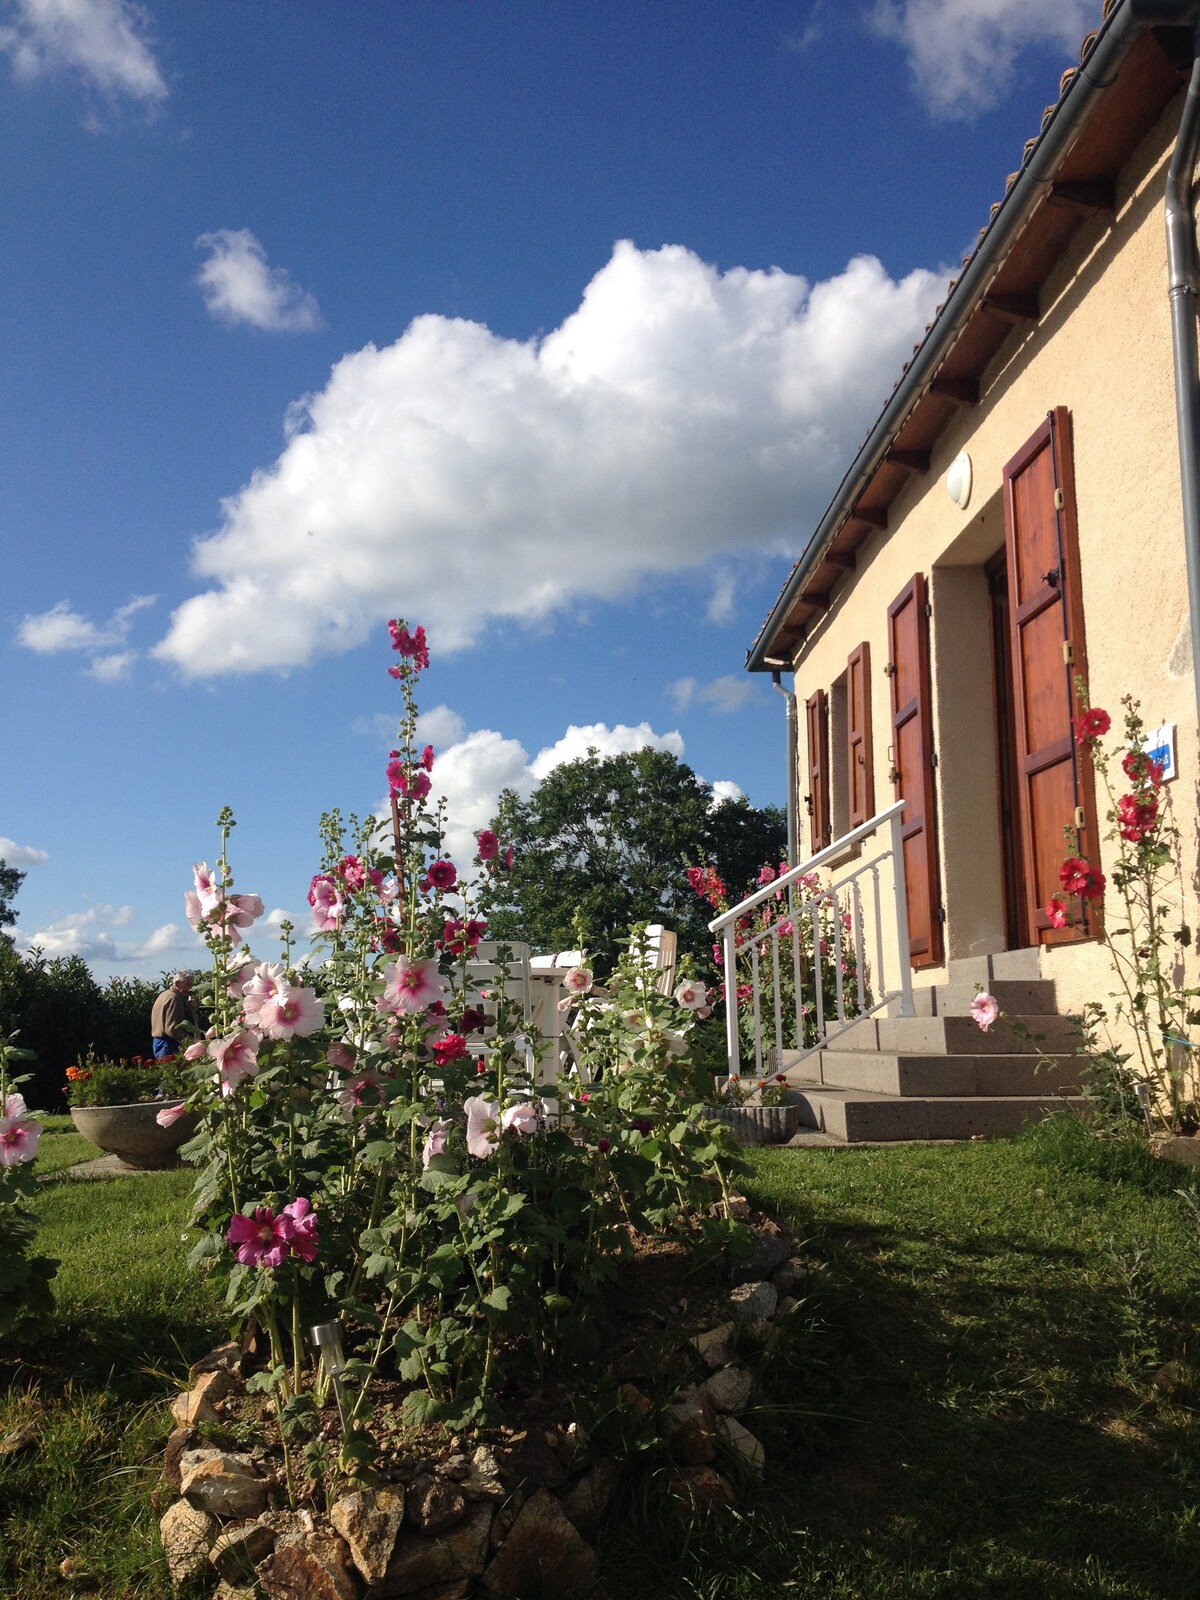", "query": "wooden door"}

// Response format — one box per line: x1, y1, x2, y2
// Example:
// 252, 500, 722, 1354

846, 642, 875, 829
1003, 408, 1099, 945
805, 688, 830, 853
888, 574, 942, 969
986, 551, 1026, 950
